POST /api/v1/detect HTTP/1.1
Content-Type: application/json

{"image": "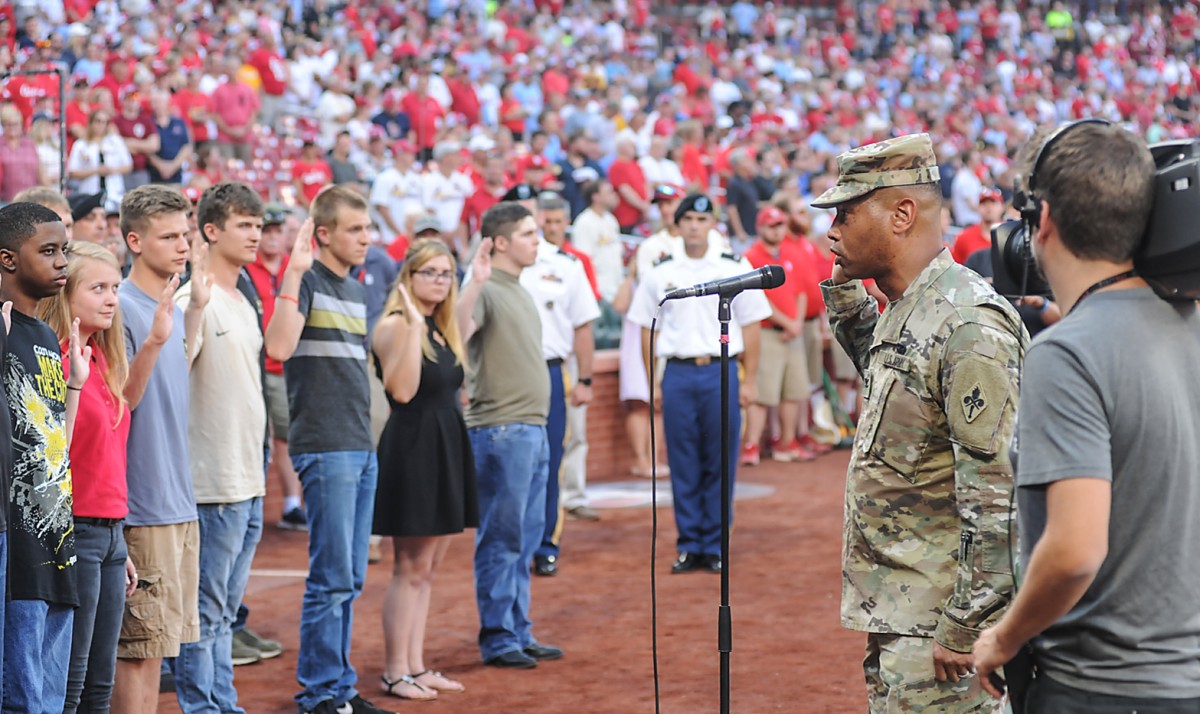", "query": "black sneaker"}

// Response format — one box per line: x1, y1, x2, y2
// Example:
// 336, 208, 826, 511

344, 695, 396, 714
277, 507, 308, 531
